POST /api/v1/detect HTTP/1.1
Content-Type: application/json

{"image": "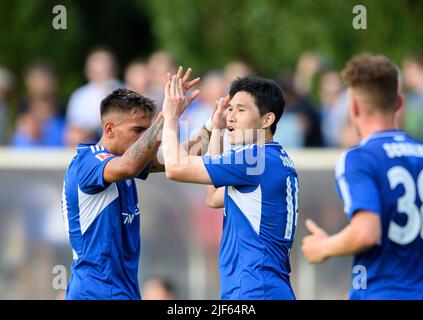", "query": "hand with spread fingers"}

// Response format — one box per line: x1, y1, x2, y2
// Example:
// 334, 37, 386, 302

163, 66, 200, 119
